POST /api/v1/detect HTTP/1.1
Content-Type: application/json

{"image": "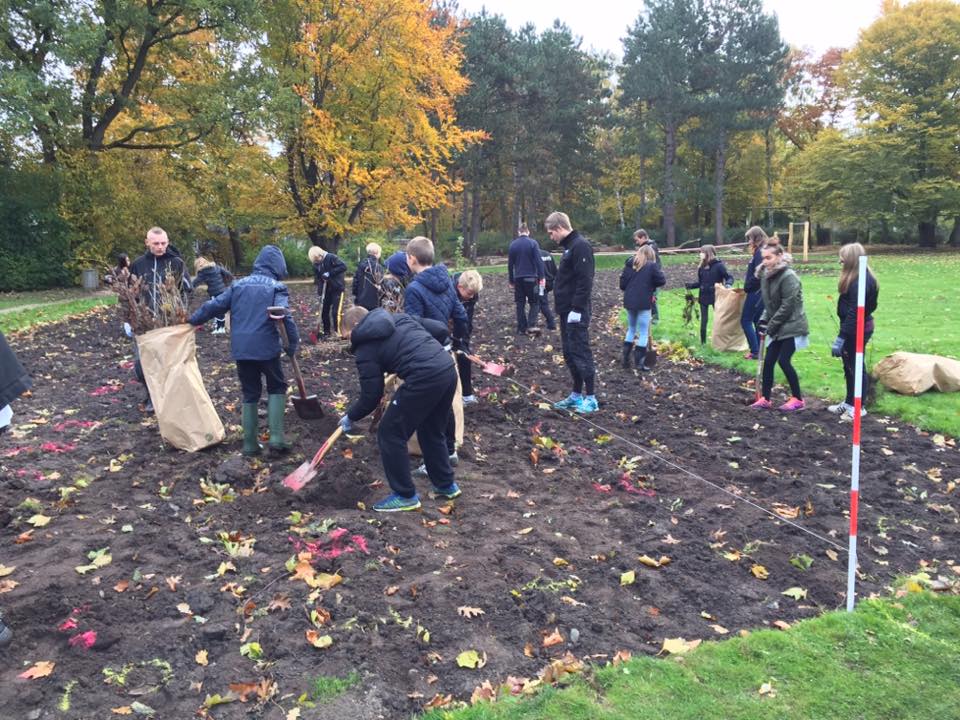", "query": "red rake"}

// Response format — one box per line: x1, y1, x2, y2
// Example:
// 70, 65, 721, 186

283, 426, 343, 491
458, 351, 512, 377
